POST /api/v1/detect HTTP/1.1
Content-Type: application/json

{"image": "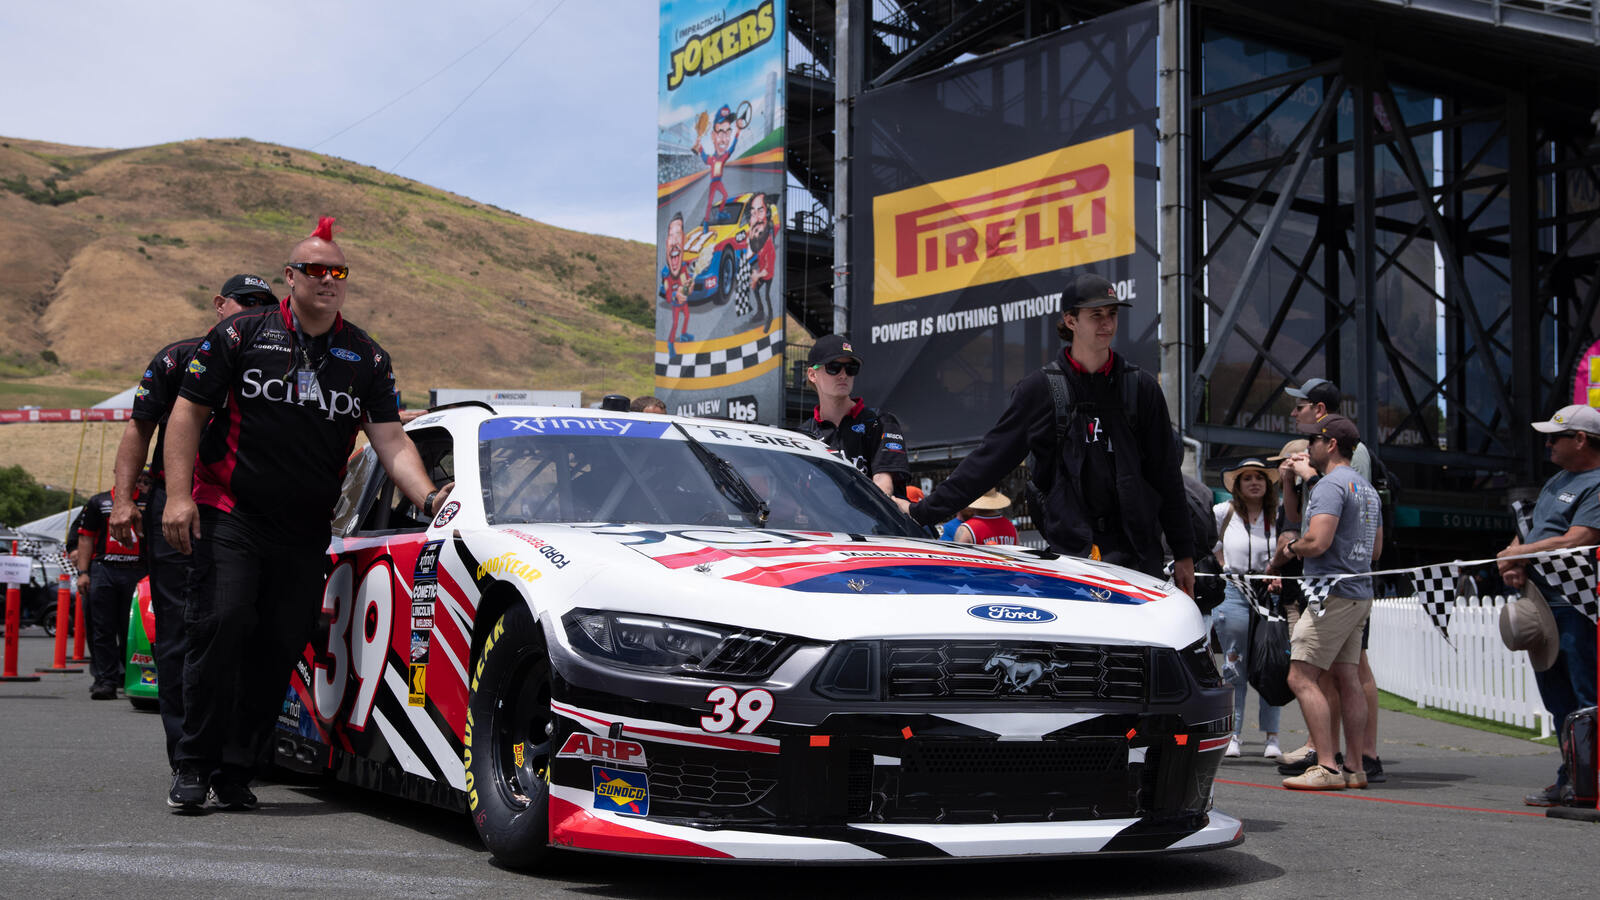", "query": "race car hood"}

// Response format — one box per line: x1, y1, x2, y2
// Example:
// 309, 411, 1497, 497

494, 524, 1203, 650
